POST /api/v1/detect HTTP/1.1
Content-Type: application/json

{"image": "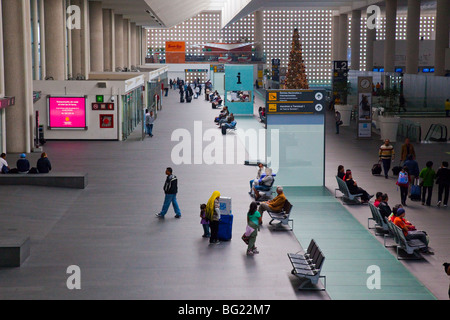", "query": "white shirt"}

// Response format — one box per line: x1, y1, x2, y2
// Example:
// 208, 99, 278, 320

0, 157, 8, 171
